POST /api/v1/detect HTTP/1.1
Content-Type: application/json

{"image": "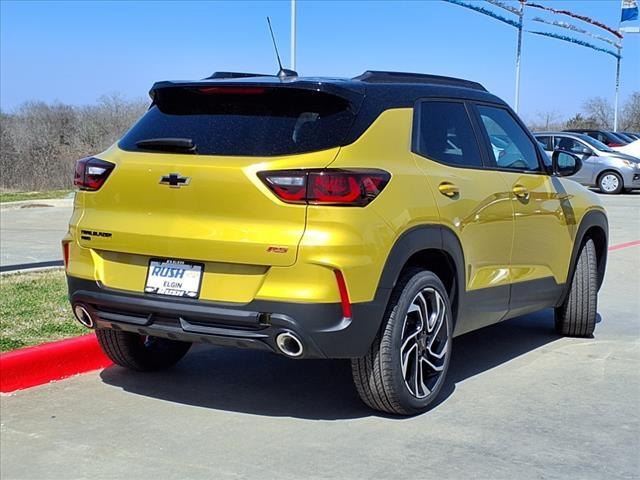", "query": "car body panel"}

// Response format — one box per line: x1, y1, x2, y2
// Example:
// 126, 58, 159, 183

64, 74, 608, 358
